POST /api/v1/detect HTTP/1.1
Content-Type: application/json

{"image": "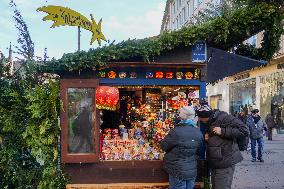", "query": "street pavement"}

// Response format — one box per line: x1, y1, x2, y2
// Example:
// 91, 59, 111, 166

232, 134, 284, 189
